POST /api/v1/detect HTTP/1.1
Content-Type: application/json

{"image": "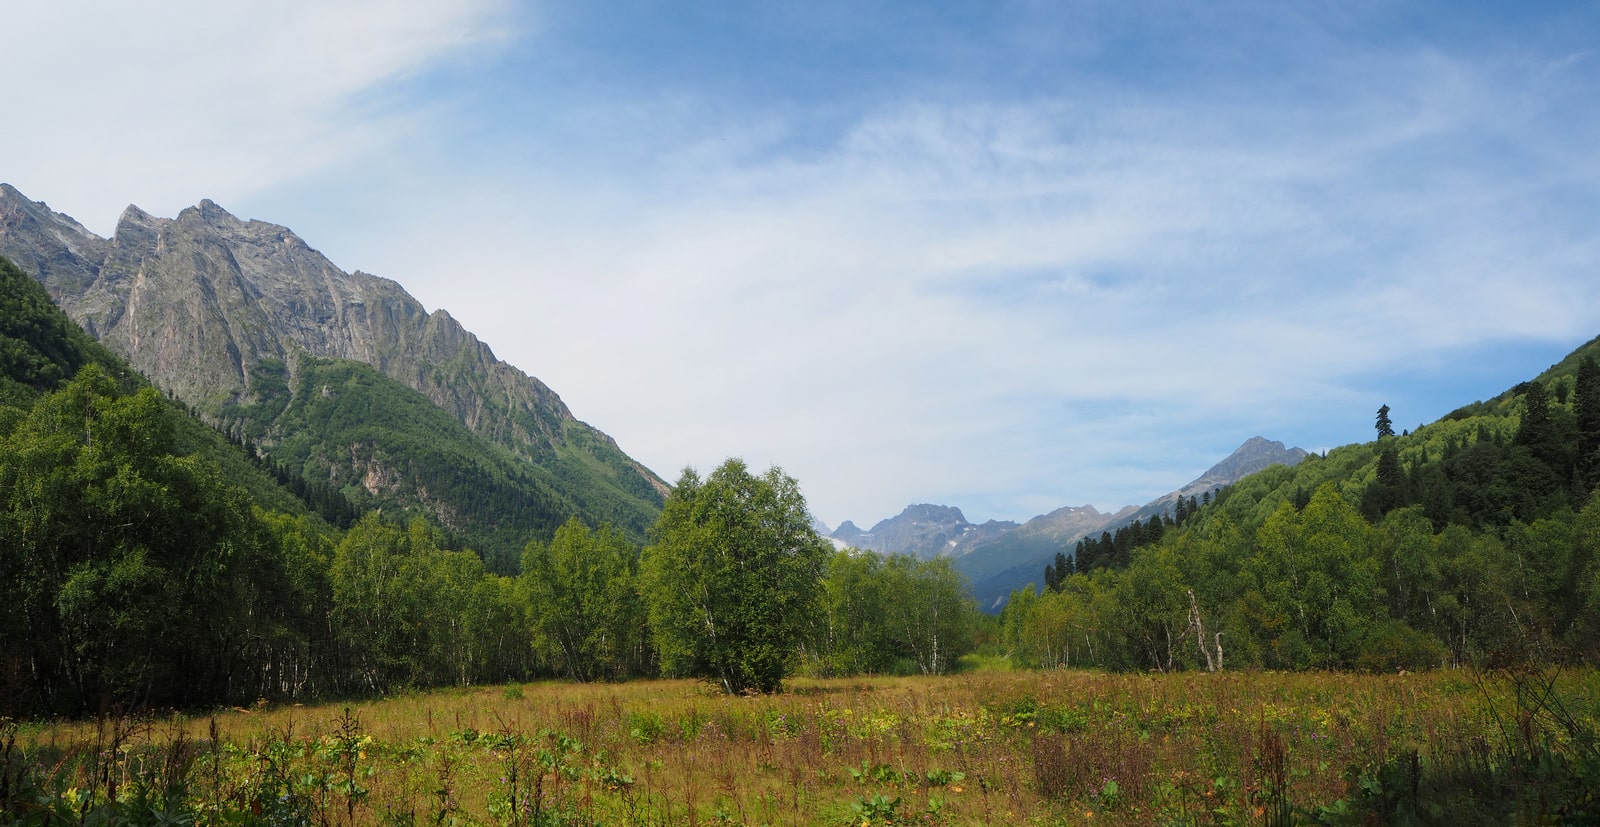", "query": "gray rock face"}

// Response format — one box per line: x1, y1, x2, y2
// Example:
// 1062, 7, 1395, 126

1188, 436, 1308, 492
0, 184, 109, 299
831, 520, 866, 543
0, 185, 666, 506
831, 503, 1019, 559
